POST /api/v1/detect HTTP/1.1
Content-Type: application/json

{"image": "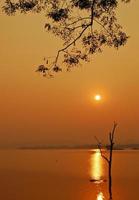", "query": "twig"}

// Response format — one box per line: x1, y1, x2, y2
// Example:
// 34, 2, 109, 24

94, 136, 109, 163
